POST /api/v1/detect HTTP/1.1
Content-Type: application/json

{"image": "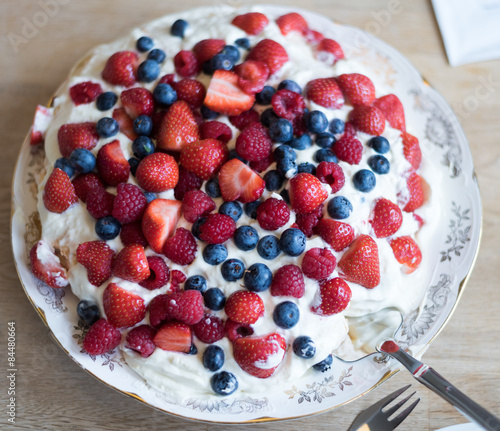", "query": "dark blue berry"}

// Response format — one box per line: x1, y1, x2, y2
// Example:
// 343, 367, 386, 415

257, 235, 281, 260
244, 263, 272, 292
54, 158, 75, 178
189, 344, 198, 355
277, 158, 298, 177
205, 178, 221, 198
219, 201, 243, 222
208, 54, 233, 73
280, 188, 290, 204
274, 144, 296, 161
201, 105, 219, 119
144, 192, 156, 203
368, 155, 390, 174
260, 107, 279, 127
191, 217, 206, 240
171, 19, 188, 38
279, 228, 306, 256
185, 275, 207, 292
137, 59, 160, 82
353, 169, 376, 192
244, 200, 261, 219
297, 162, 316, 175
273, 301, 300, 329
278, 79, 302, 94
288, 134, 312, 150
367, 136, 390, 154
306, 110, 328, 134
293, 336, 316, 359
153, 83, 177, 107
228, 149, 247, 163
314, 148, 338, 163
313, 354, 333, 372
203, 345, 225, 371
329, 118, 345, 135
203, 244, 228, 265
221, 258, 245, 282
220, 45, 240, 63
264, 170, 285, 191
235, 37, 251, 49
76, 300, 100, 326
95, 216, 121, 240
147, 48, 166, 63
96, 92, 117, 111
96, 117, 119, 138
132, 136, 155, 160
269, 118, 293, 143
128, 158, 140, 176
136, 36, 154, 52
203, 288, 226, 311
234, 226, 259, 251
69, 148, 96, 173
255, 86, 276, 105
315, 132, 336, 148
133, 115, 153, 136
211, 371, 238, 396
327, 196, 353, 219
